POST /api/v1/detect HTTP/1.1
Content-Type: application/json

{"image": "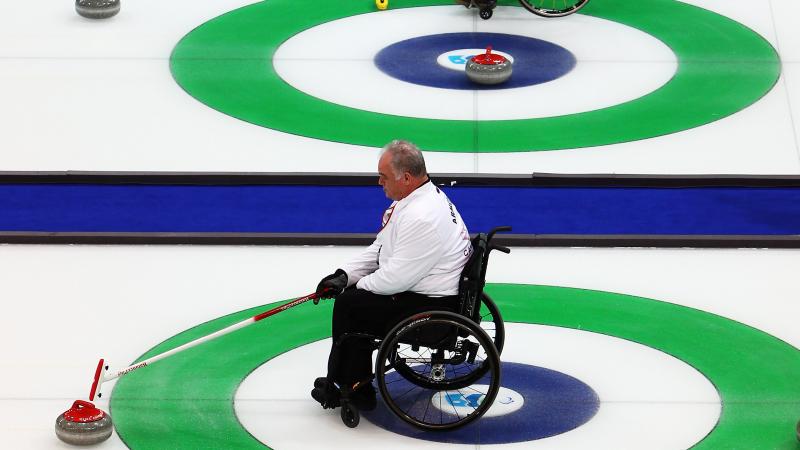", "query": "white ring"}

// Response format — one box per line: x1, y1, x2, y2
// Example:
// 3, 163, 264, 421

272, 6, 677, 120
